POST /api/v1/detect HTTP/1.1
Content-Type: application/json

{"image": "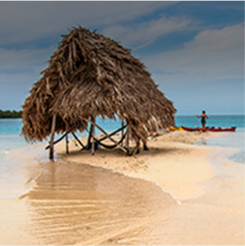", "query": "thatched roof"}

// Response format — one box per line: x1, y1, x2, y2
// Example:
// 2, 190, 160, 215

22, 26, 176, 144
